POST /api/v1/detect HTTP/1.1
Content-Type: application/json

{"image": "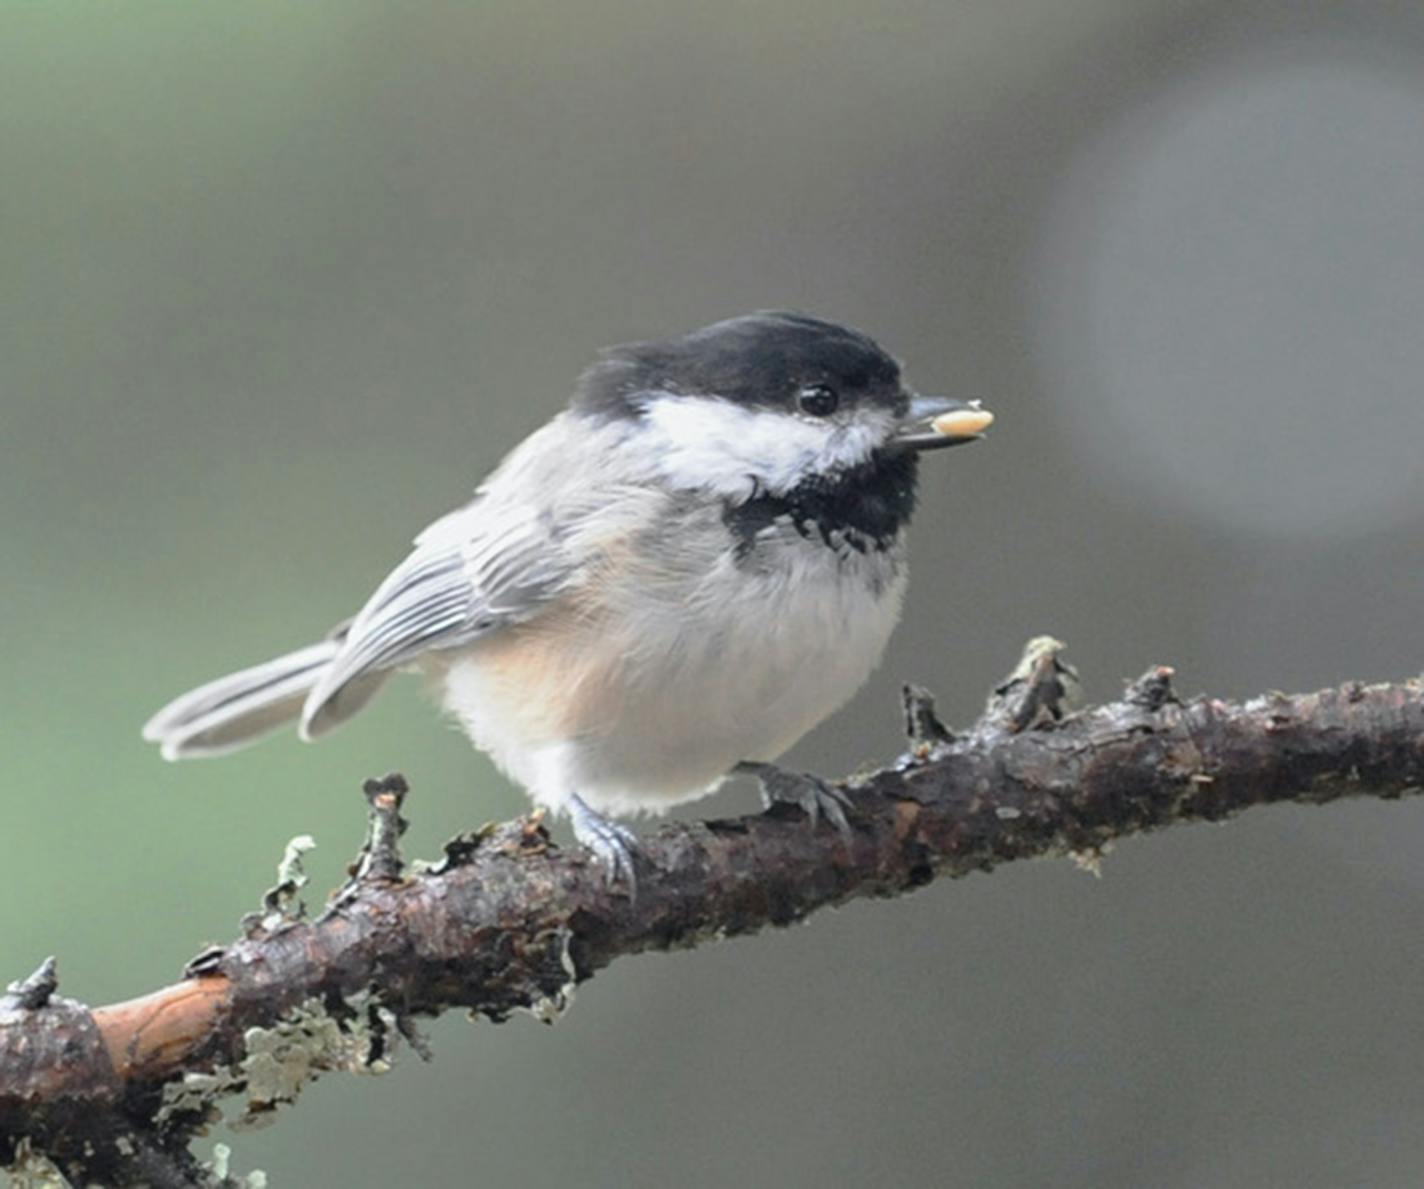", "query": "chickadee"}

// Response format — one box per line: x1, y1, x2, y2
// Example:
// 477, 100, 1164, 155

144, 312, 992, 886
